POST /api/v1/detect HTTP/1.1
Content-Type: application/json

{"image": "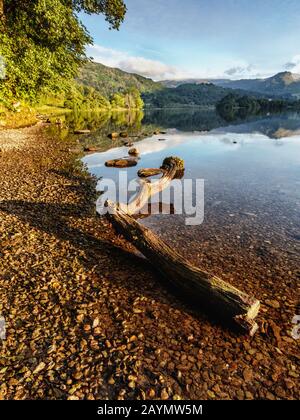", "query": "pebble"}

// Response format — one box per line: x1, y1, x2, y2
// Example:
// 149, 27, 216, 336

265, 300, 281, 309
243, 368, 253, 382
161, 389, 169, 400
0, 123, 298, 402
